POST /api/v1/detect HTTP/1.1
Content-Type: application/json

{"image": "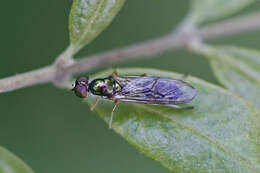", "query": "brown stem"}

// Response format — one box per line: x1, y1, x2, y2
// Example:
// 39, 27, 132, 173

1, 12, 260, 93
